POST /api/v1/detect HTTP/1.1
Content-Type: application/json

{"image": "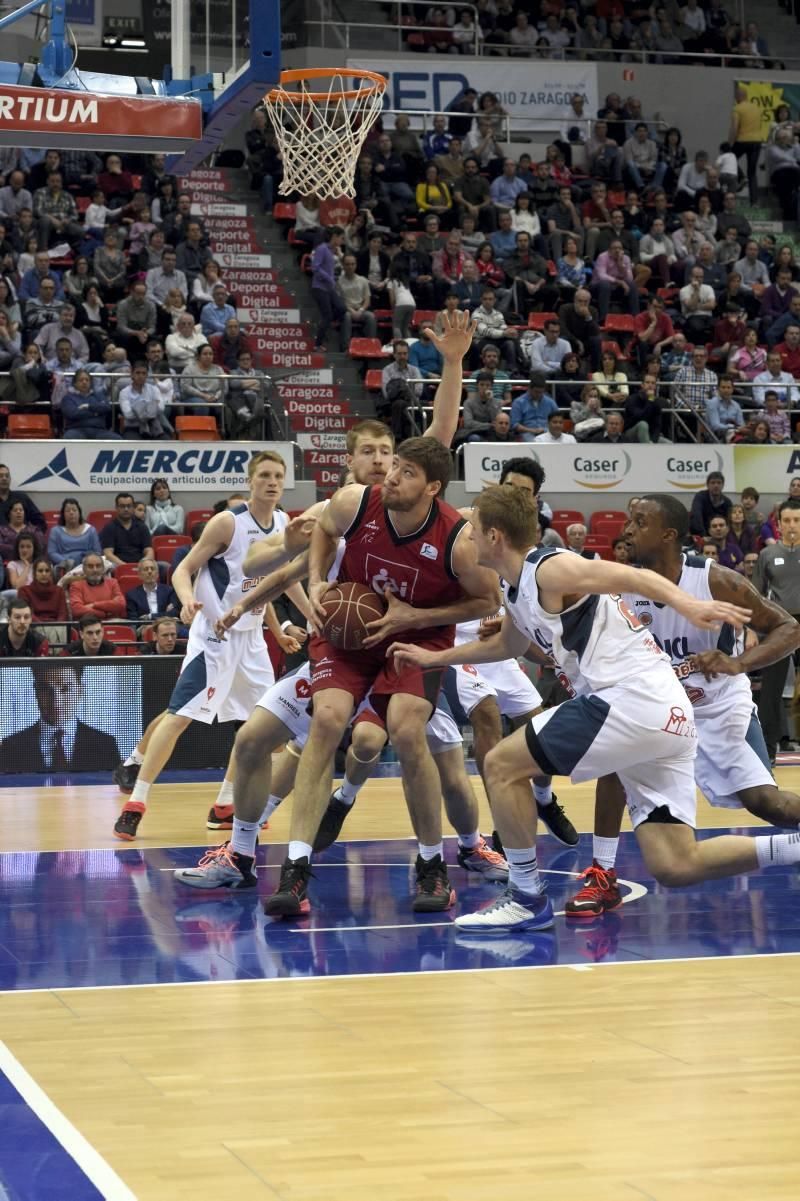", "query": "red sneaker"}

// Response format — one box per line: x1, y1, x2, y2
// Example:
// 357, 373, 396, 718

564, 861, 622, 919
